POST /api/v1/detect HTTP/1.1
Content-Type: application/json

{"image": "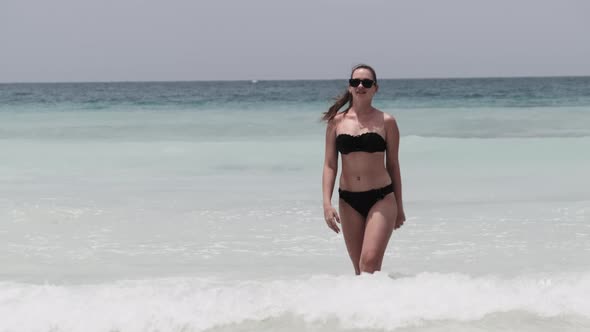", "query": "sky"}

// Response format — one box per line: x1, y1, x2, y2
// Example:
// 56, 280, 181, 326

1, 0, 589, 82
